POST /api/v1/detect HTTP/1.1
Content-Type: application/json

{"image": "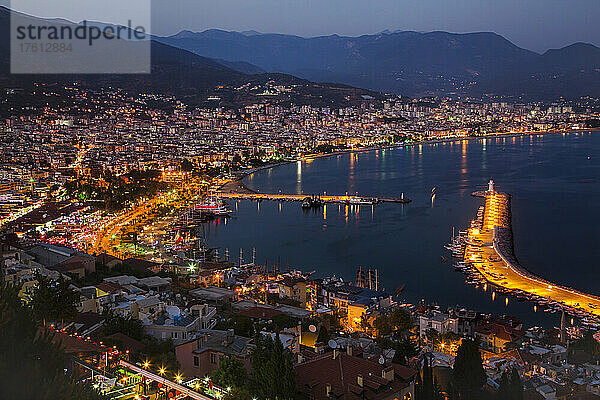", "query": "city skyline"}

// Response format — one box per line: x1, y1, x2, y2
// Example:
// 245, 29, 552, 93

1, 2, 600, 399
